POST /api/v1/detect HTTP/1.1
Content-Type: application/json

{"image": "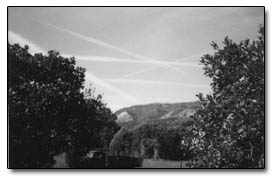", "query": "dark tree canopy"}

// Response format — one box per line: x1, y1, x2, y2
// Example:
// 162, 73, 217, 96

109, 119, 193, 160
8, 43, 119, 168
109, 128, 133, 156
188, 25, 264, 168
